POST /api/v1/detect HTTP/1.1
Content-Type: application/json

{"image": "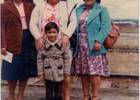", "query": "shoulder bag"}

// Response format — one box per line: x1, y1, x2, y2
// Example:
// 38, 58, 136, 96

99, 6, 121, 49
66, 2, 77, 49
